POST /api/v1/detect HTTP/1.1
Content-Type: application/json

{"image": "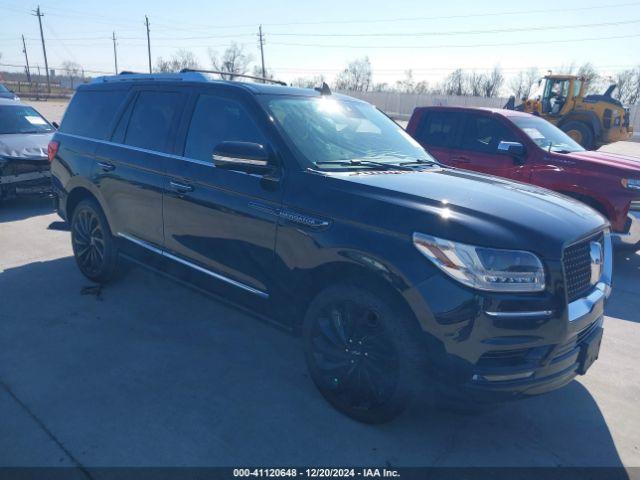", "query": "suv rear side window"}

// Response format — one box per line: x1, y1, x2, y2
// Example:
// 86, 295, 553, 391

124, 91, 184, 153
183, 95, 266, 162
60, 89, 127, 139
415, 111, 459, 148
460, 115, 517, 154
